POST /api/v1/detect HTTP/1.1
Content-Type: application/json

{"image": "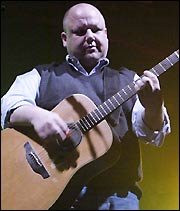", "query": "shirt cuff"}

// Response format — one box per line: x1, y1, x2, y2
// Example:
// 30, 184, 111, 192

2, 101, 35, 129
133, 106, 171, 147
